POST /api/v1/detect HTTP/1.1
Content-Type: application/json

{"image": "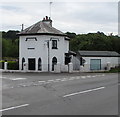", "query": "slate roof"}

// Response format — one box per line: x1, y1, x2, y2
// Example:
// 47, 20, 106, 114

18, 19, 66, 36
77, 51, 120, 57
